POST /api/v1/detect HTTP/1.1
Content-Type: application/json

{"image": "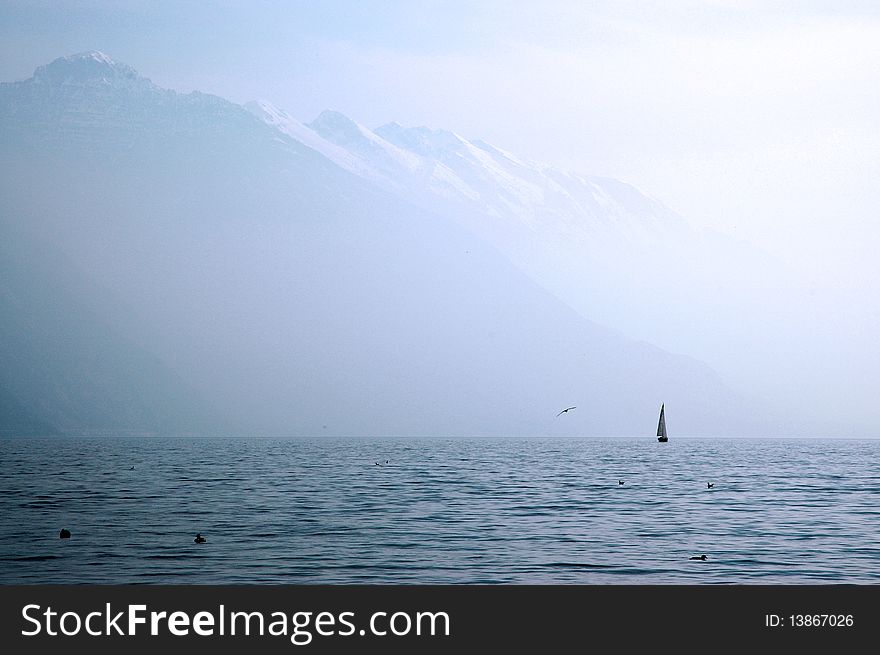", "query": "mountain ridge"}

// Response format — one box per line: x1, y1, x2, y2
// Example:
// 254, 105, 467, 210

0, 53, 806, 436
247, 99, 819, 424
